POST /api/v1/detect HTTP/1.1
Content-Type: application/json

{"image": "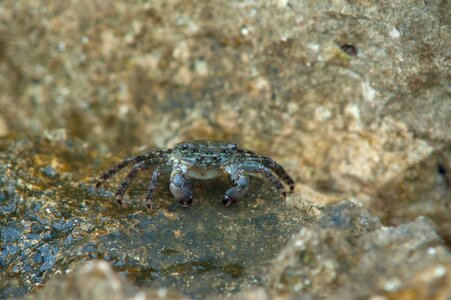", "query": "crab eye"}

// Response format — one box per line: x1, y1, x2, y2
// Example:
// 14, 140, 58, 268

179, 144, 189, 151
229, 144, 238, 151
